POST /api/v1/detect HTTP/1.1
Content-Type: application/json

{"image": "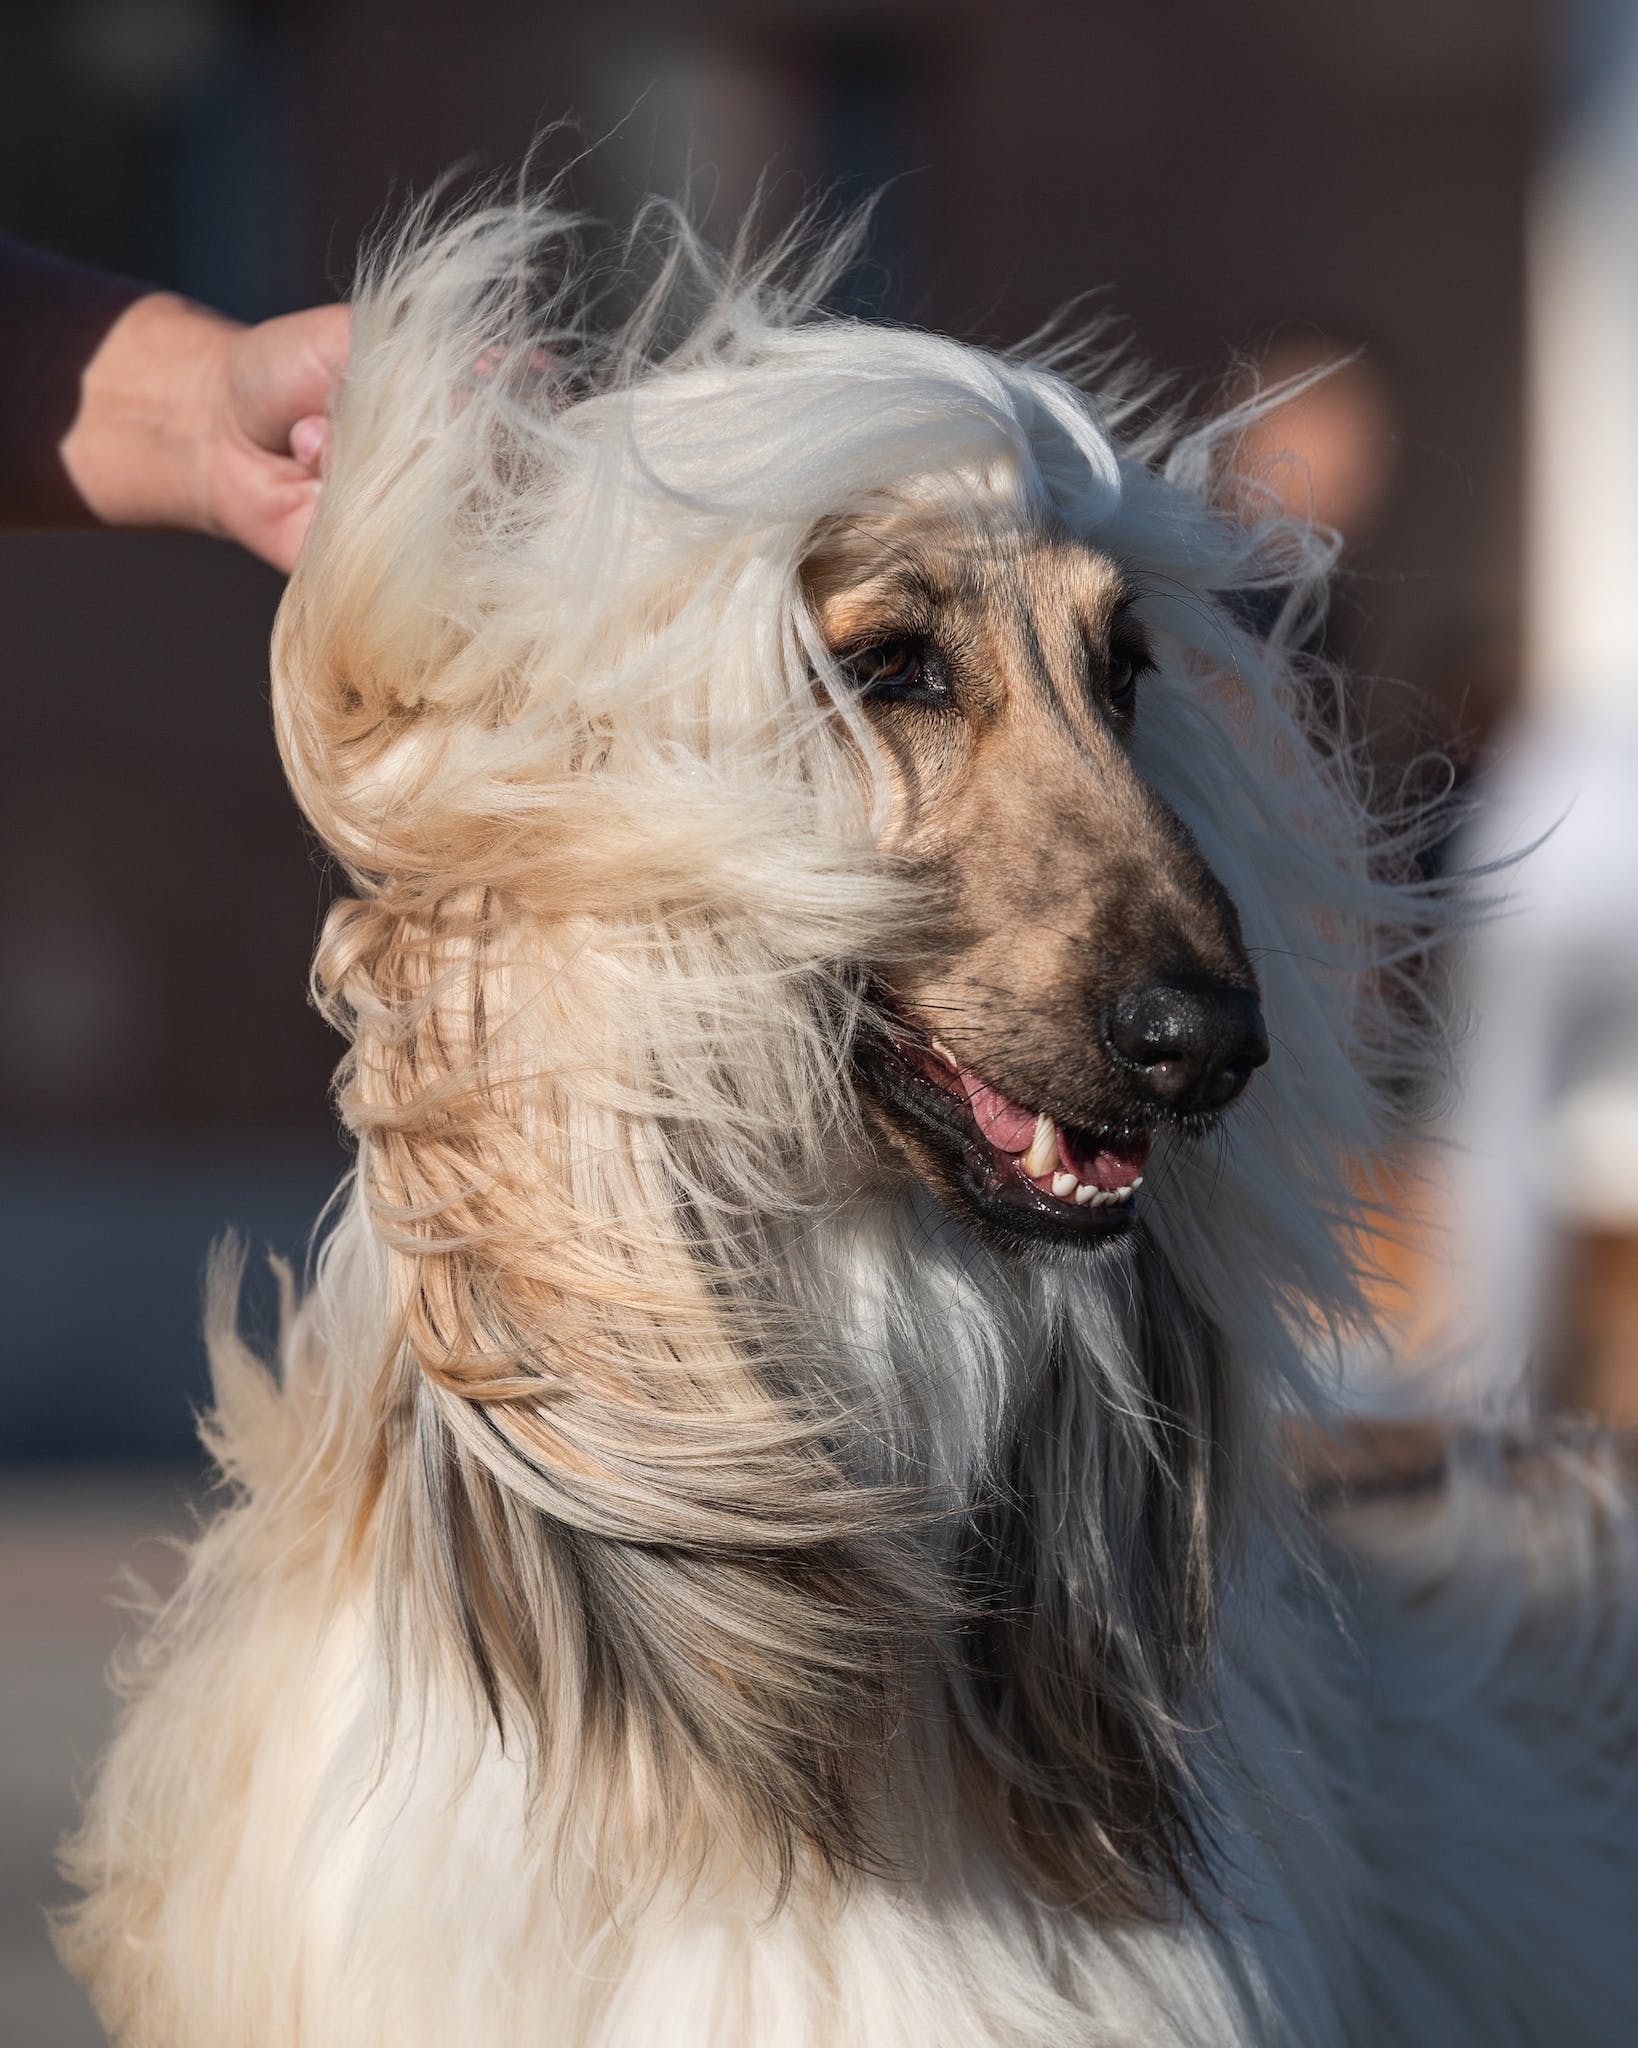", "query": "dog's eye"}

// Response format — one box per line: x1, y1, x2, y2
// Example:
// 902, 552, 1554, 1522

1106, 645, 1153, 718
836, 637, 946, 704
